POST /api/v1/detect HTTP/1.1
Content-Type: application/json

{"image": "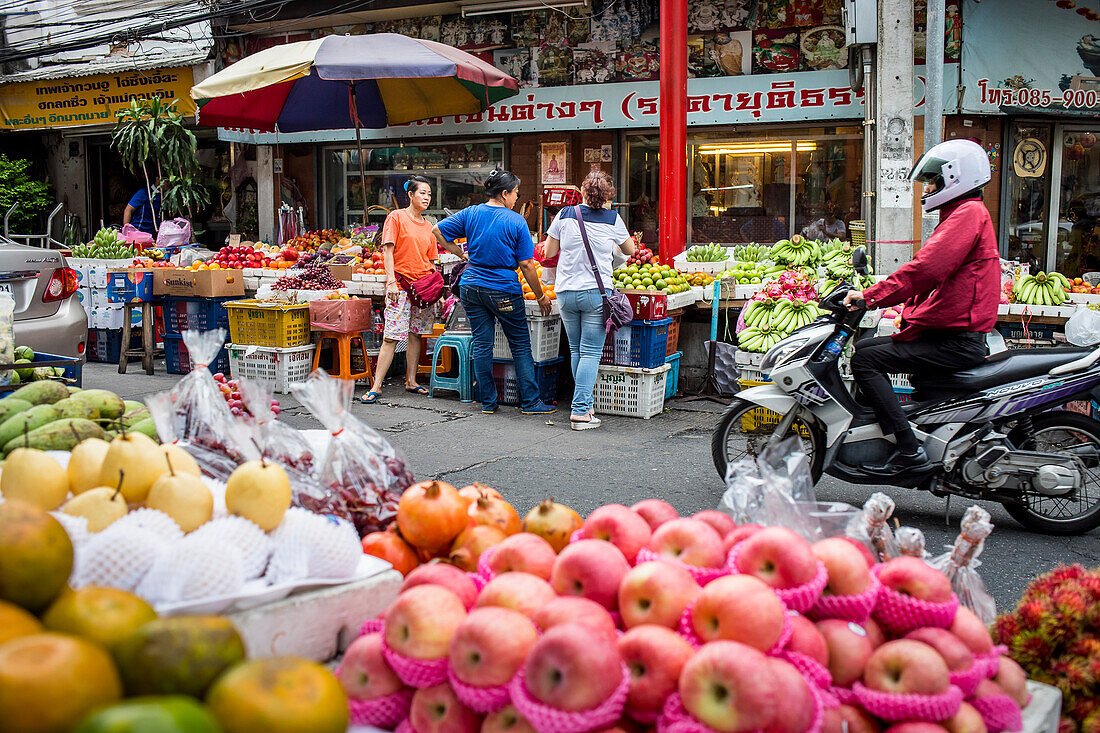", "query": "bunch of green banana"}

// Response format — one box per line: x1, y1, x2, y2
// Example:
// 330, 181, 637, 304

770, 235, 821, 267
768, 298, 824, 333
822, 244, 874, 280
819, 238, 847, 258
733, 244, 768, 262
94, 227, 121, 248
741, 298, 775, 330
738, 324, 783, 353
1013, 271, 1071, 306
686, 244, 730, 262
